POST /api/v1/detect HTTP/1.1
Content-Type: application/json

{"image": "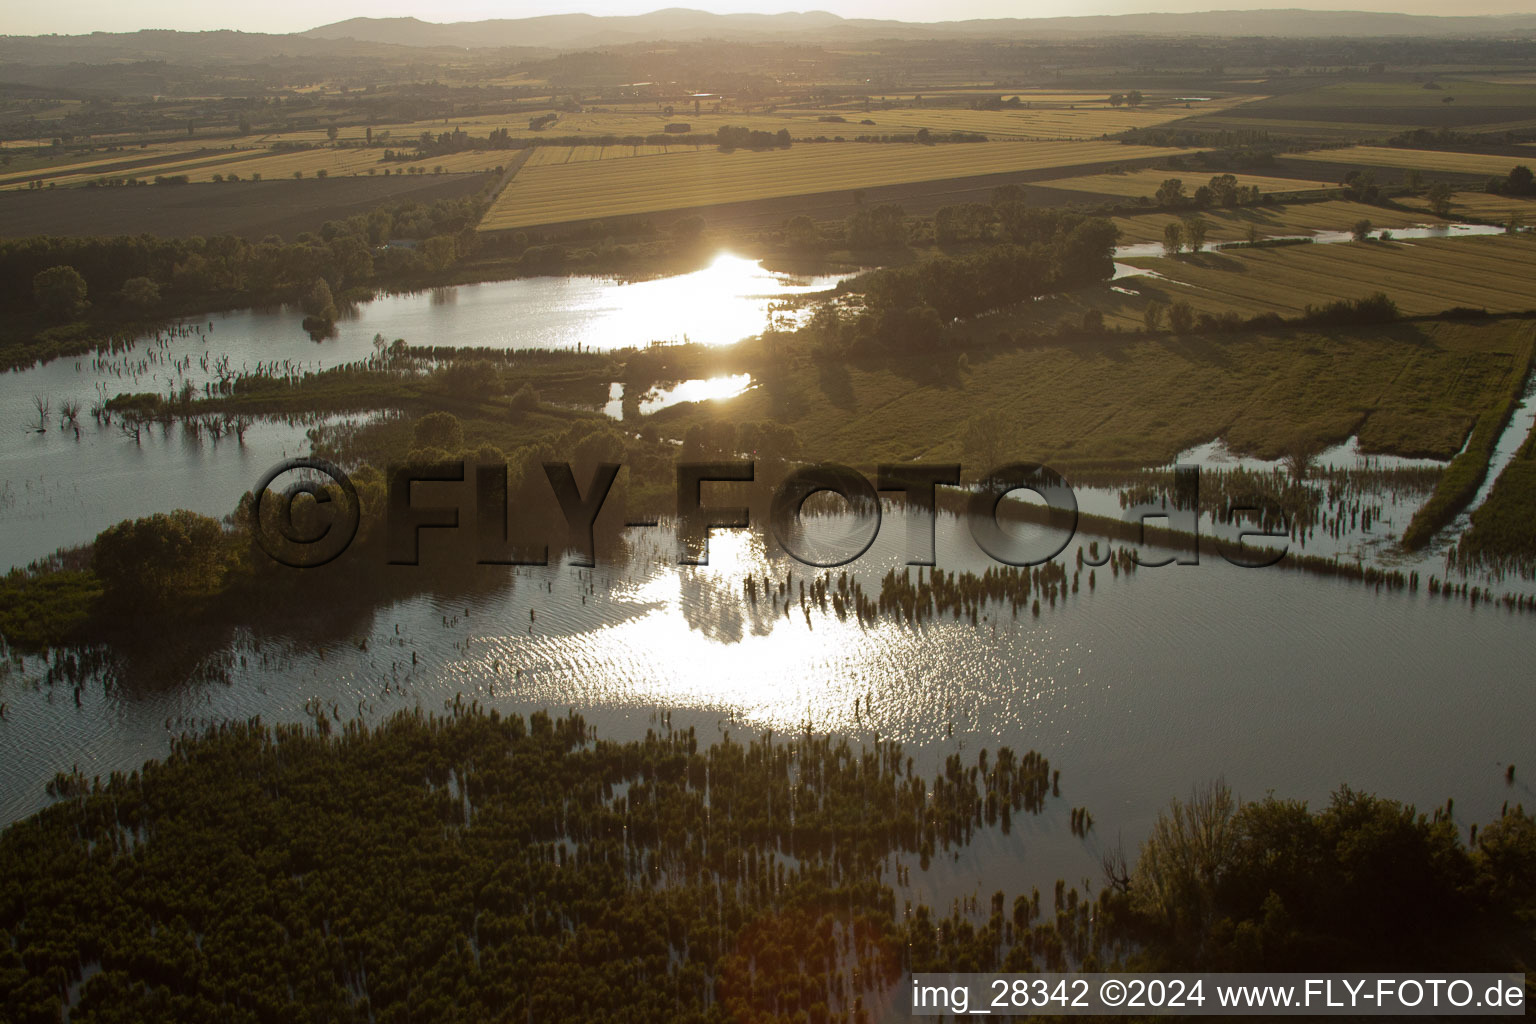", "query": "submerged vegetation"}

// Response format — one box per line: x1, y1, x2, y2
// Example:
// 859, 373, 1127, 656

1, 710, 1531, 1022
